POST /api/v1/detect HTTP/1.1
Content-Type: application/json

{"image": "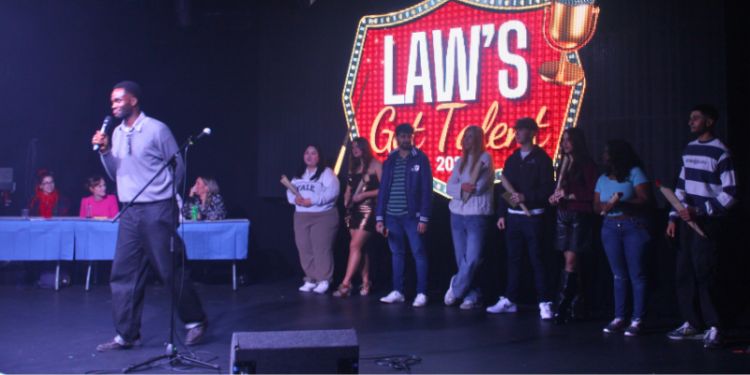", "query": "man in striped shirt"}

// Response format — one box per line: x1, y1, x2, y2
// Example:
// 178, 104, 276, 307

375, 123, 433, 307
666, 104, 737, 349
